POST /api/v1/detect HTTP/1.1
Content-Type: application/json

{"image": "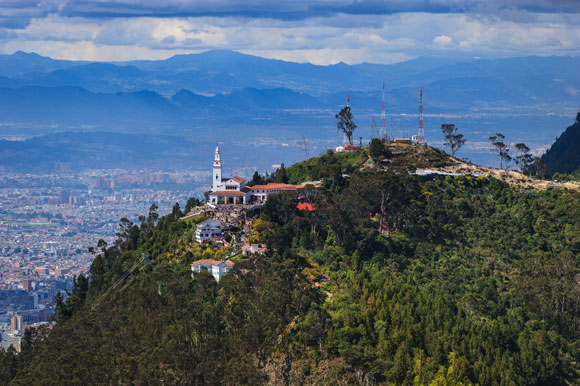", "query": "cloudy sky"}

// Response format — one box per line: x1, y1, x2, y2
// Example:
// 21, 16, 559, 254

0, 0, 578, 64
